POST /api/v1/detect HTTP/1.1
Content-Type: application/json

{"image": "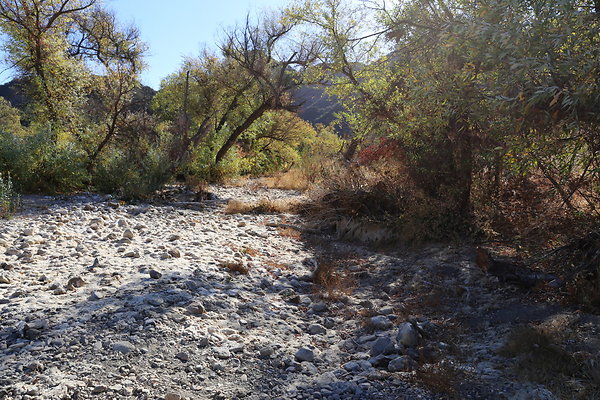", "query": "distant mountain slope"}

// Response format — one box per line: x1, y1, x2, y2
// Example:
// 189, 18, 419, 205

293, 85, 343, 127
0, 79, 28, 109
0, 78, 156, 114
